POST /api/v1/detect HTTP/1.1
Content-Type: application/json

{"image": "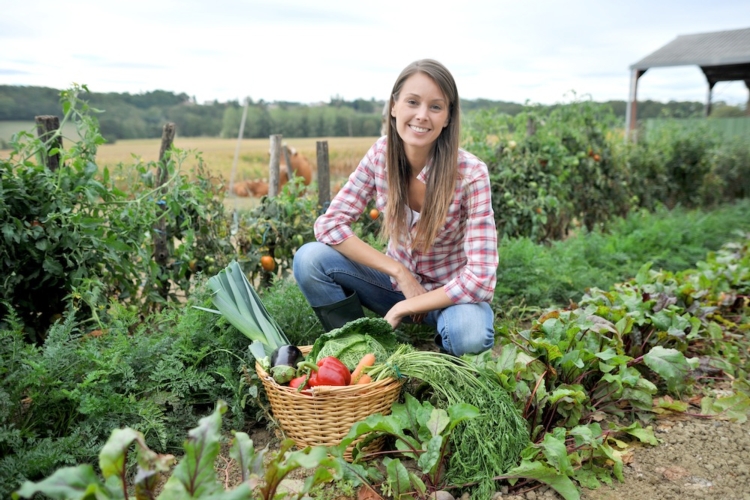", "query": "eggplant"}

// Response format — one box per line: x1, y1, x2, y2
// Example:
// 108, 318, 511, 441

269, 345, 305, 385
270, 345, 304, 369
